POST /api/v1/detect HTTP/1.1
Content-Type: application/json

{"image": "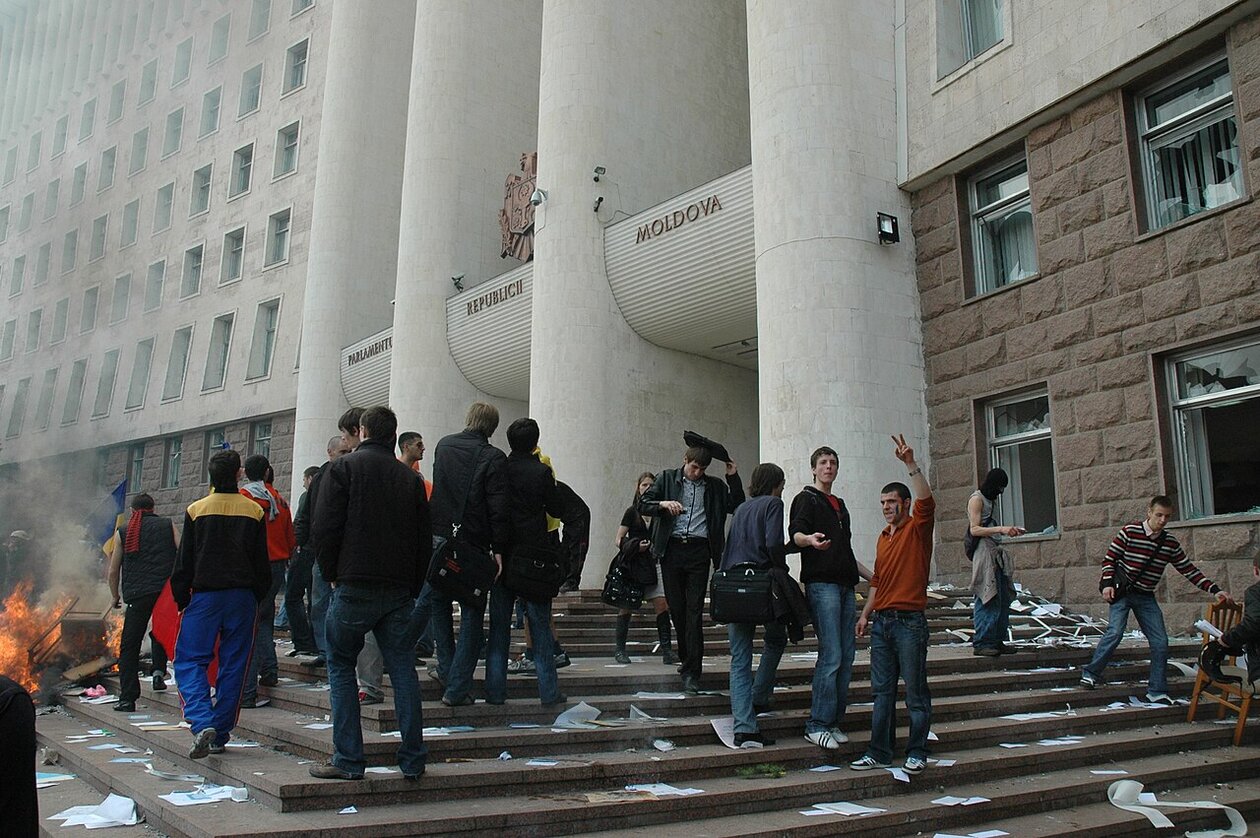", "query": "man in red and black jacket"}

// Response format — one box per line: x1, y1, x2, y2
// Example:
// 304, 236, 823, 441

239, 454, 296, 707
